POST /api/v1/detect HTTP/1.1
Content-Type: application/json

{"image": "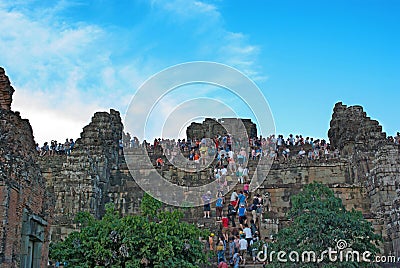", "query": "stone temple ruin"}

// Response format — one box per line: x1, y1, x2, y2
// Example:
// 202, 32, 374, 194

186, 118, 257, 140
1, 67, 400, 266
